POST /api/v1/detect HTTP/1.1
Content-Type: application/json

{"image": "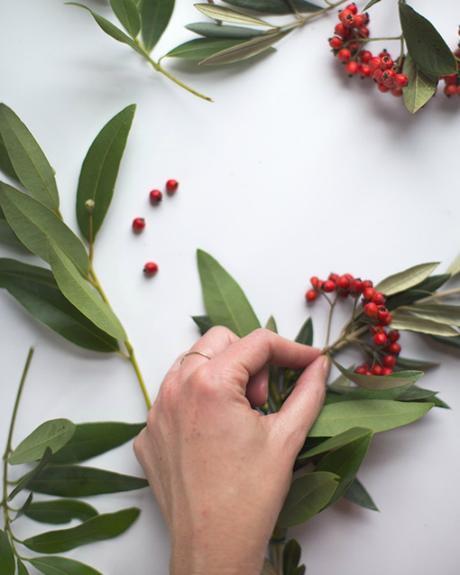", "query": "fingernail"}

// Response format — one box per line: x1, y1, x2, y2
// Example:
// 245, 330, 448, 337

319, 355, 331, 377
